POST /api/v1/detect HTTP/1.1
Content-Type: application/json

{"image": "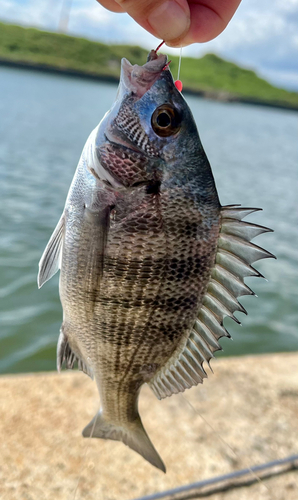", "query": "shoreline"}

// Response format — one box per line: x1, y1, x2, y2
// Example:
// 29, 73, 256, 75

1, 352, 298, 499
1, 57, 298, 113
